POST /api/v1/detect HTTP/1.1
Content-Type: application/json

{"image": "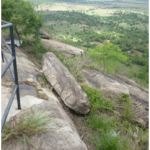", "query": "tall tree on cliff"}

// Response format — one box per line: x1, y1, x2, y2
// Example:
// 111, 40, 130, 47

2, 0, 43, 56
